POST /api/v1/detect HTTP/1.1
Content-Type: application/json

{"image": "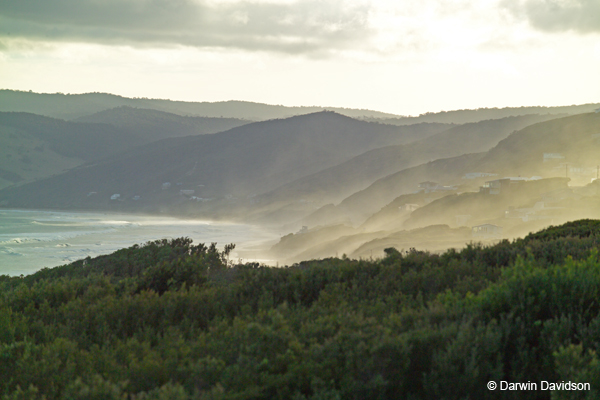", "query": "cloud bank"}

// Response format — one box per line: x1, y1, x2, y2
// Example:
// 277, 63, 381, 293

0, 0, 372, 54
502, 0, 600, 34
